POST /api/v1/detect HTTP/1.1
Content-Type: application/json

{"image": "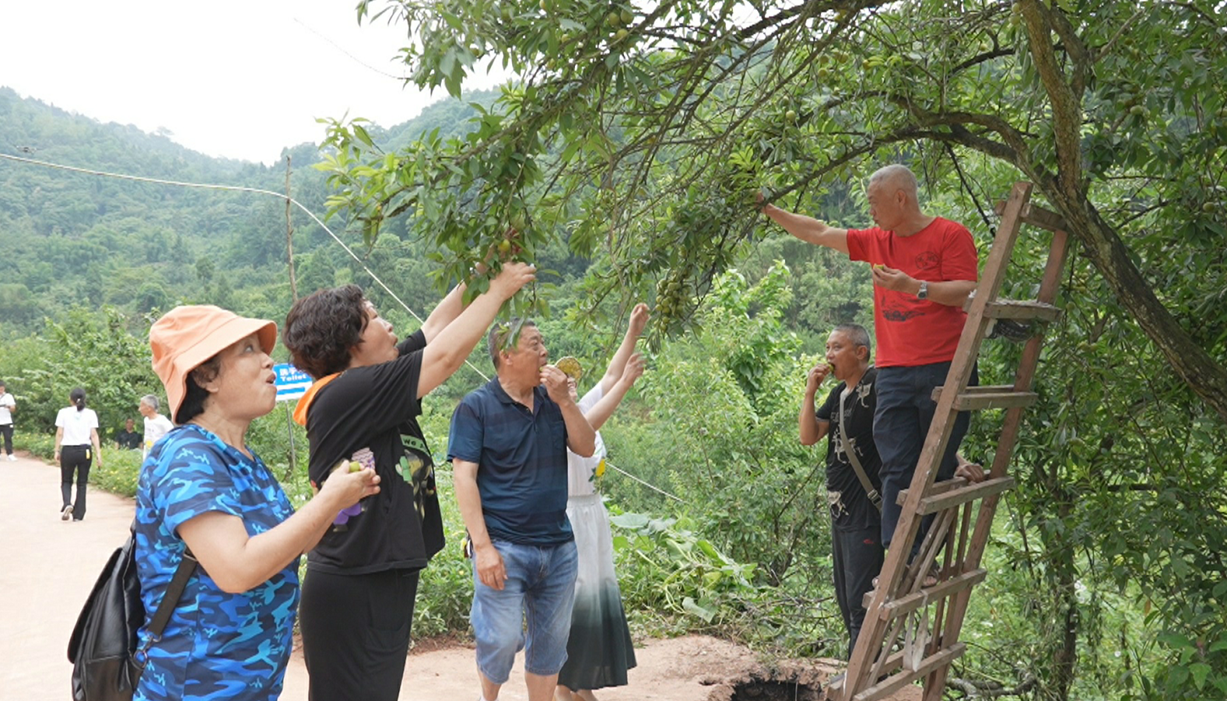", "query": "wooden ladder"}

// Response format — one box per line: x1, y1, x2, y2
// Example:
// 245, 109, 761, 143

831, 182, 1071, 701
